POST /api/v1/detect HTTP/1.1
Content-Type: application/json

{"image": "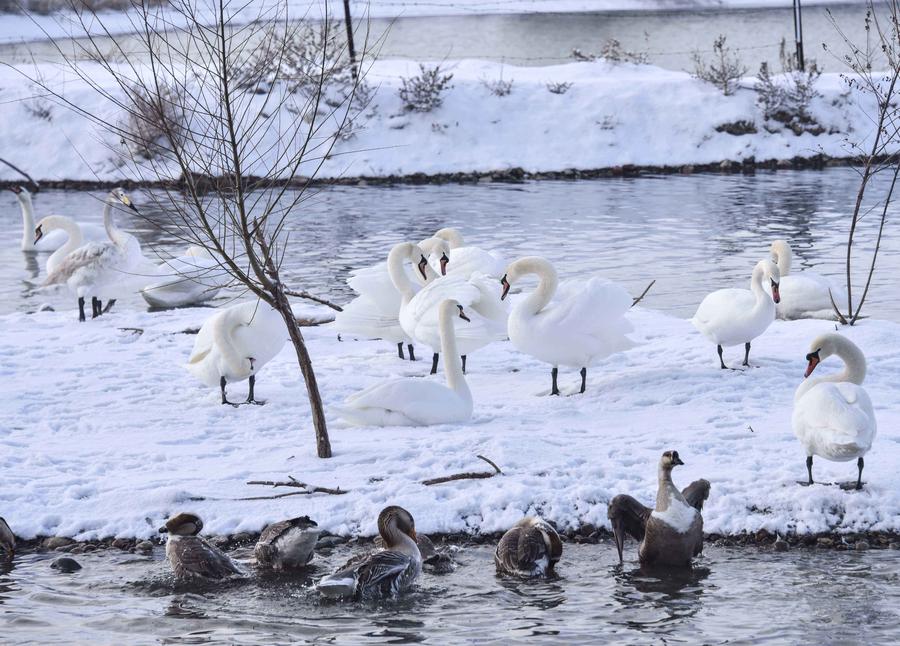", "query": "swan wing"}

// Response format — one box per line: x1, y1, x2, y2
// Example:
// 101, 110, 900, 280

793, 382, 877, 458
43, 241, 118, 286
446, 246, 507, 279
778, 273, 848, 319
